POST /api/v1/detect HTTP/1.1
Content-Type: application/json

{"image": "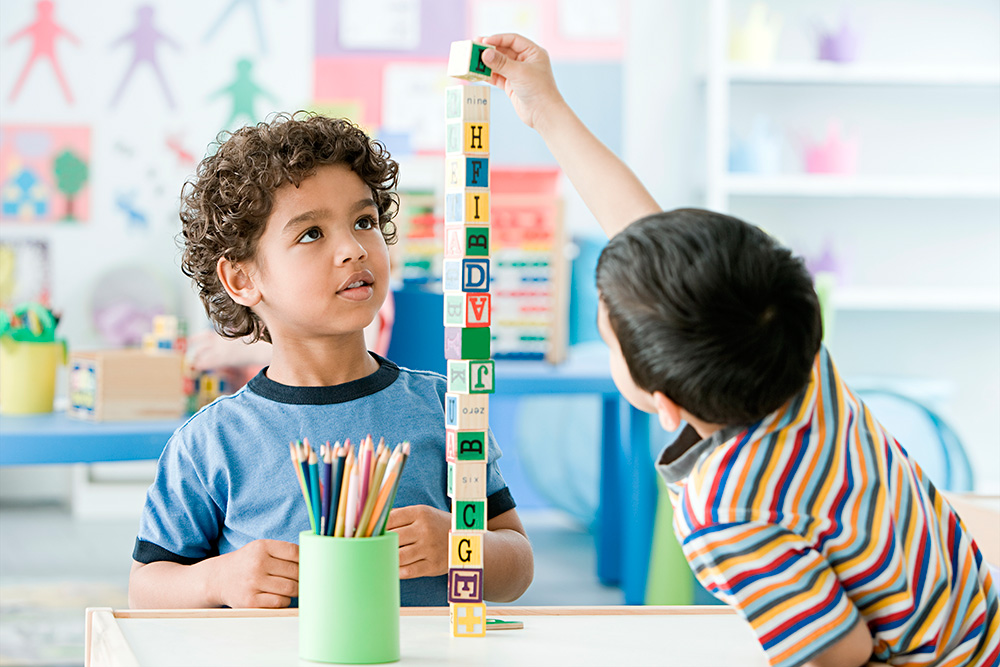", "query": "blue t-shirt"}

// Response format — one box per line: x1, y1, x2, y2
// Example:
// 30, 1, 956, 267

133, 353, 515, 606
